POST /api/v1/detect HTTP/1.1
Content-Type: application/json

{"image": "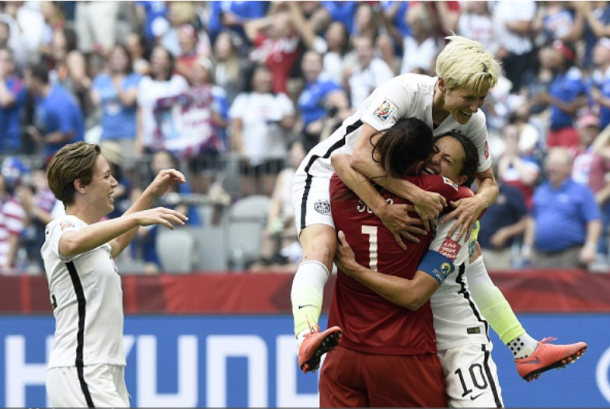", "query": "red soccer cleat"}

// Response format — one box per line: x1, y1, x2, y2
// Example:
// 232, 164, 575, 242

515, 337, 587, 382
298, 325, 342, 374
